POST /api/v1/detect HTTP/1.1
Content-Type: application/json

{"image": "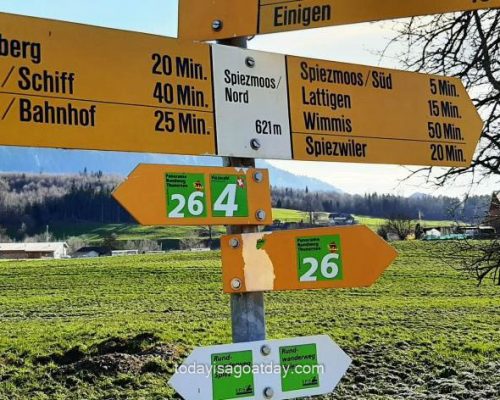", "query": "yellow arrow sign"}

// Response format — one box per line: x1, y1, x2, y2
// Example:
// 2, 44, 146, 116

286, 55, 483, 166
179, 0, 500, 40
221, 226, 398, 293
0, 12, 216, 155
113, 164, 272, 226
0, 12, 483, 167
